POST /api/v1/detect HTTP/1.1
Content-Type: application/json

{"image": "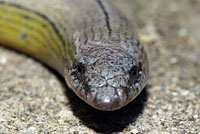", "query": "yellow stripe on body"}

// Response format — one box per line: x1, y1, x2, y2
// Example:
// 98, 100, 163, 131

0, 2, 71, 73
